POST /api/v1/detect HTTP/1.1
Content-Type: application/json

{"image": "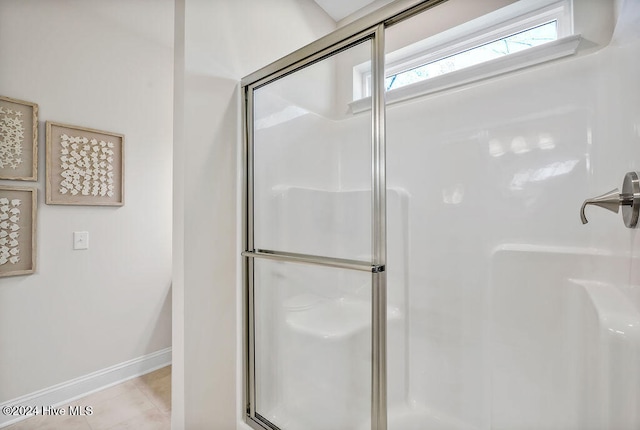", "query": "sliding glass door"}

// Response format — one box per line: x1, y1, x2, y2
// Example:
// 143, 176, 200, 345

244, 27, 386, 430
